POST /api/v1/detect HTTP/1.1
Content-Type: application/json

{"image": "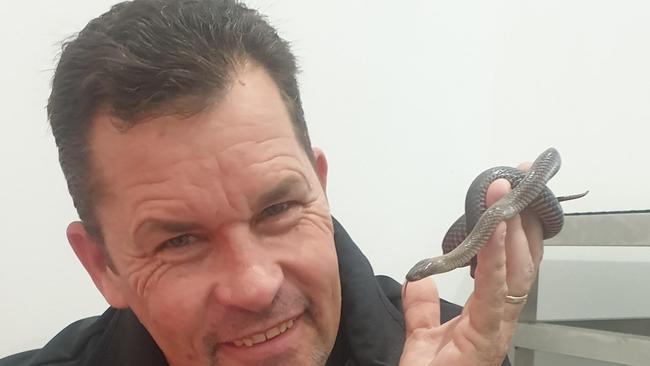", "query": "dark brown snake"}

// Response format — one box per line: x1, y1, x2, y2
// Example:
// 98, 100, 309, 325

405, 147, 587, 282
